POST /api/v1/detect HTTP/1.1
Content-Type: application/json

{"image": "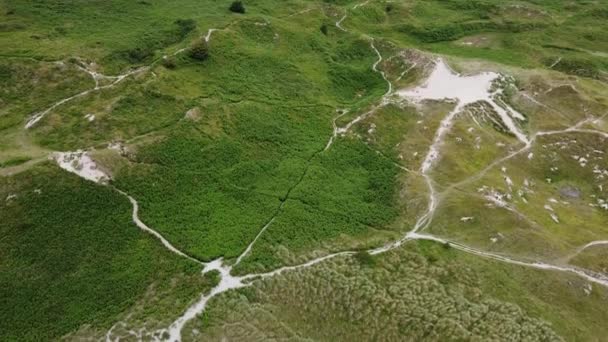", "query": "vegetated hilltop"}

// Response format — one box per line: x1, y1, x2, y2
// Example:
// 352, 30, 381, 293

1, 0, 608, 341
